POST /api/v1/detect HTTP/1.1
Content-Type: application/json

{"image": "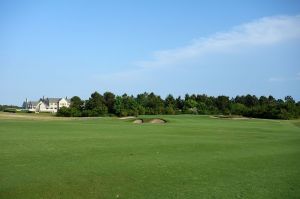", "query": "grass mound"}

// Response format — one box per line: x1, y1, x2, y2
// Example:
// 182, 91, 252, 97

211, 115, 249, 119
133, 119, 143, 124
132, 118, 166, 124
149, 118, 166, 123
119, 116, 136, 120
